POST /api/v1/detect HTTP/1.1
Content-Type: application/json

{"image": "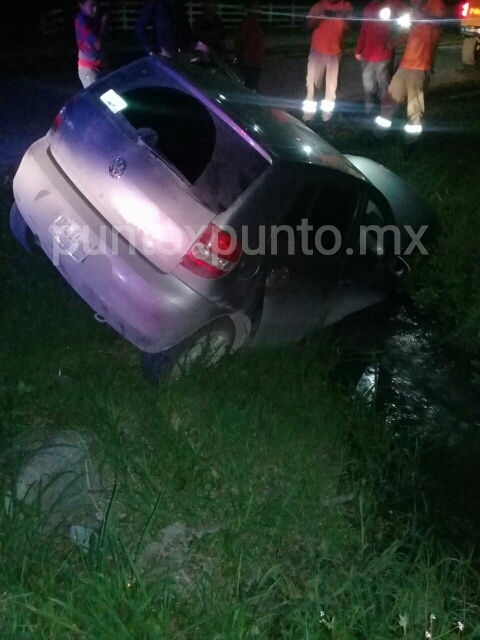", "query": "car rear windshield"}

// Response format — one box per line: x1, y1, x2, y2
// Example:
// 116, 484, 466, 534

118, 84, 269, 213
121, 86, 216, 184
